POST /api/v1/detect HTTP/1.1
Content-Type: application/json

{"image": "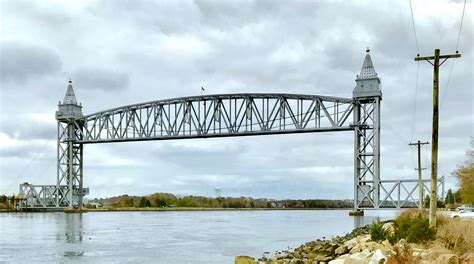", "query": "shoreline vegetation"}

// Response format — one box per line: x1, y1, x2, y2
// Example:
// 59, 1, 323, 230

0, 193, 354, 212
236, 210, 474, 264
